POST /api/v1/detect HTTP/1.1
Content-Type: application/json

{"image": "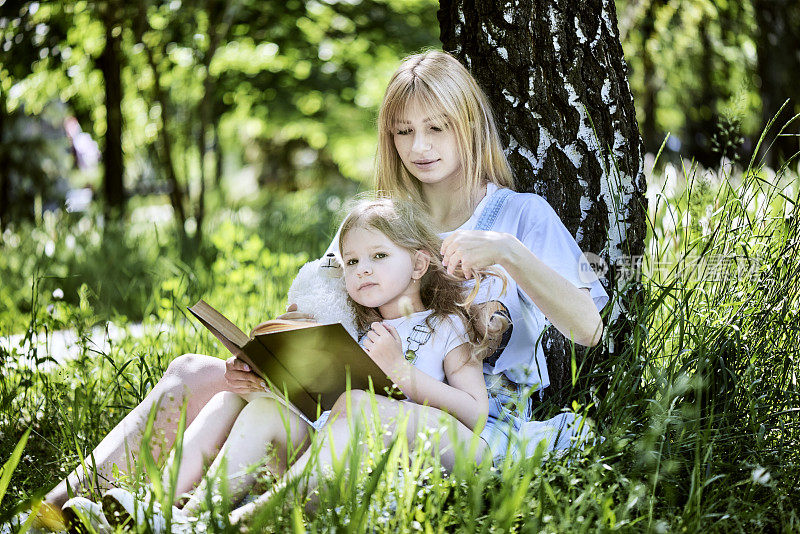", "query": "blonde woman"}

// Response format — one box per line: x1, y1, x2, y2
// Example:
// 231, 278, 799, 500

229, 50, 608, 522
35, 50, 606, 531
